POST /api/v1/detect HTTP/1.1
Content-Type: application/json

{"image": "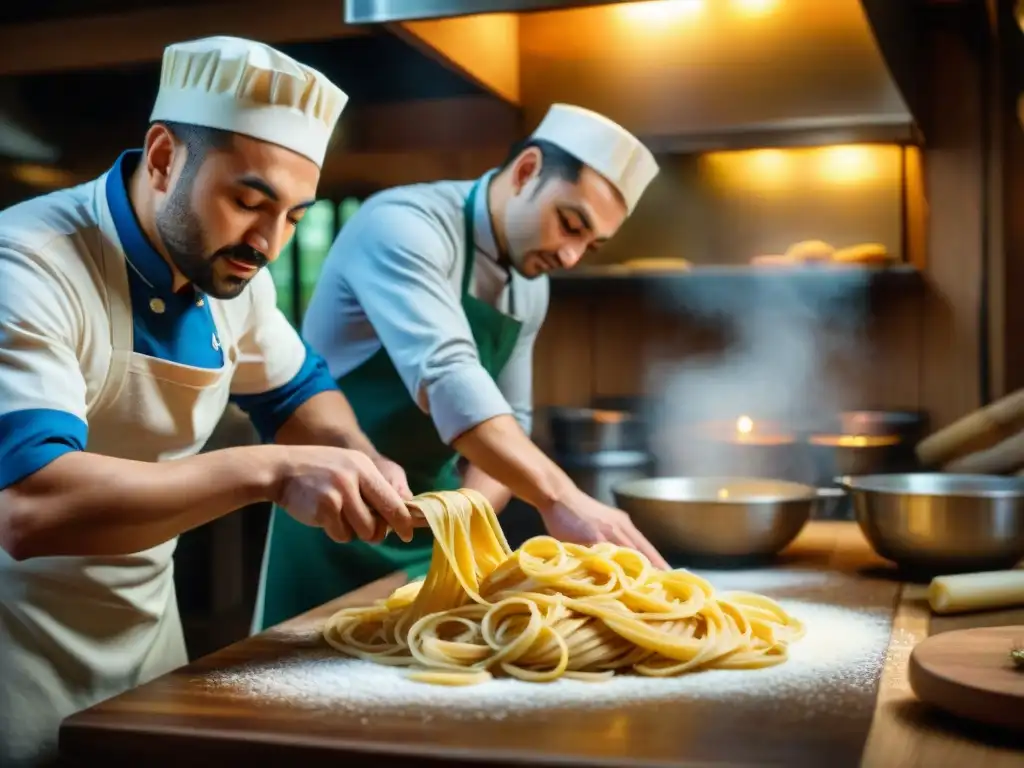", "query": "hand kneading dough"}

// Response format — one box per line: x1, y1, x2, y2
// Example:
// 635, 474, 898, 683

928, 570, 1024, 614
323, 489, 806, 685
